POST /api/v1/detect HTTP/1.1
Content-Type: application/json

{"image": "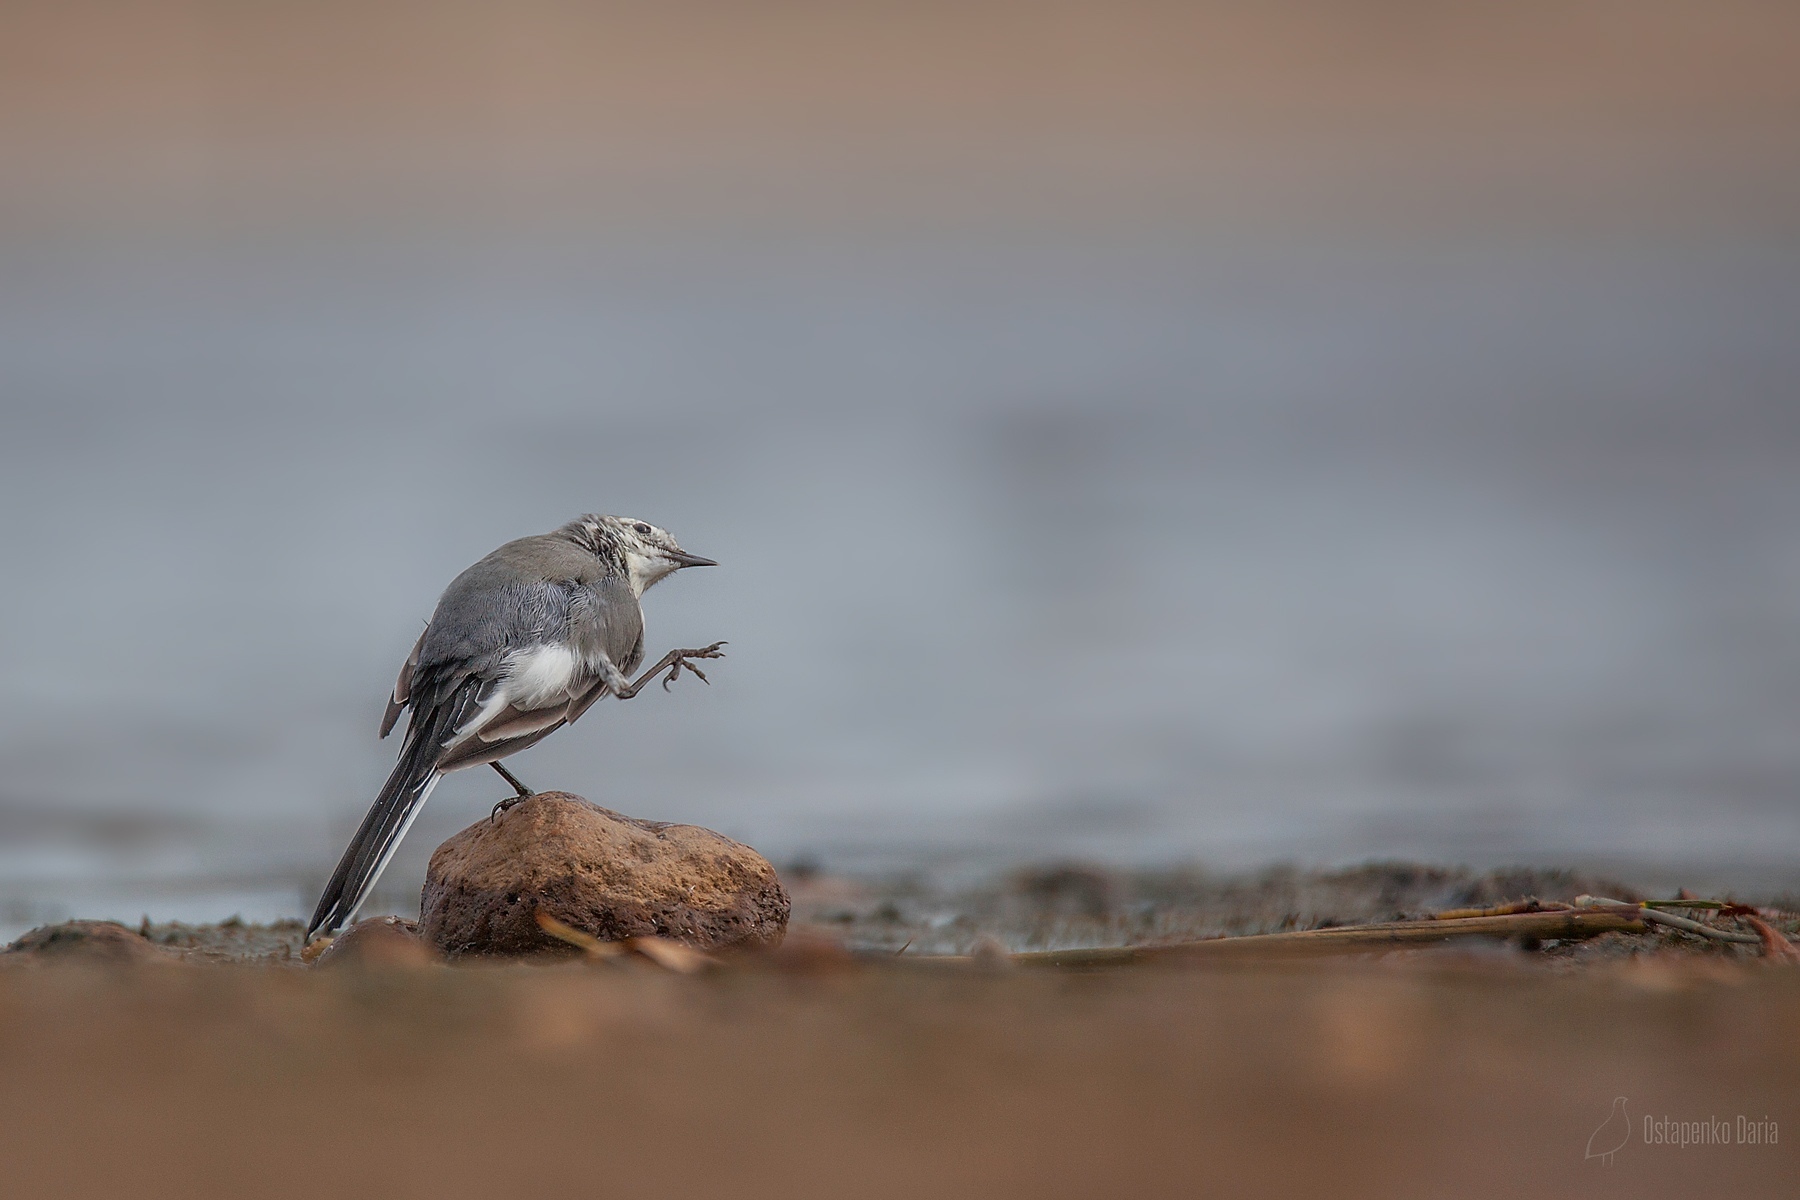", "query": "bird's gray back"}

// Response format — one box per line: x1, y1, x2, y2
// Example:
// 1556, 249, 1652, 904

418, 534, 644, 679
